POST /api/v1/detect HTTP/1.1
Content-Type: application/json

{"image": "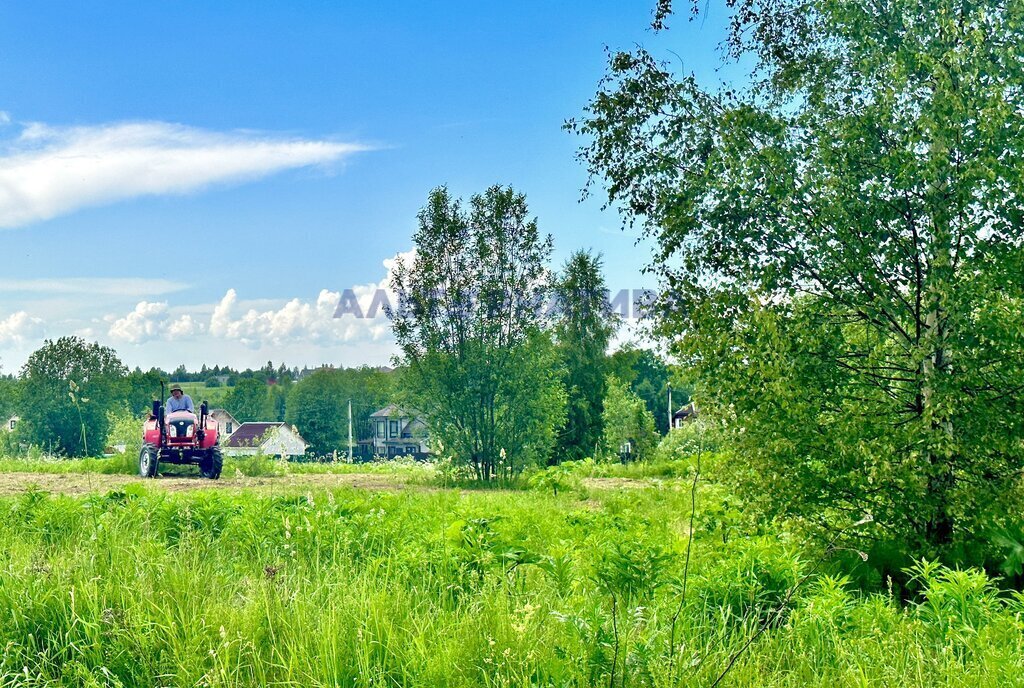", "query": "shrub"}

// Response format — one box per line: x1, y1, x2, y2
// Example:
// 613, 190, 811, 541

228, 451, 288, 477
652, 419, 718, 464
